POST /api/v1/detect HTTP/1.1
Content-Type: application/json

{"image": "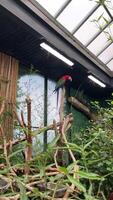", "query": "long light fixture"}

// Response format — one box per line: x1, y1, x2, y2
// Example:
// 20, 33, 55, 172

40, 42, 74, 66
88, 75, 106, 88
